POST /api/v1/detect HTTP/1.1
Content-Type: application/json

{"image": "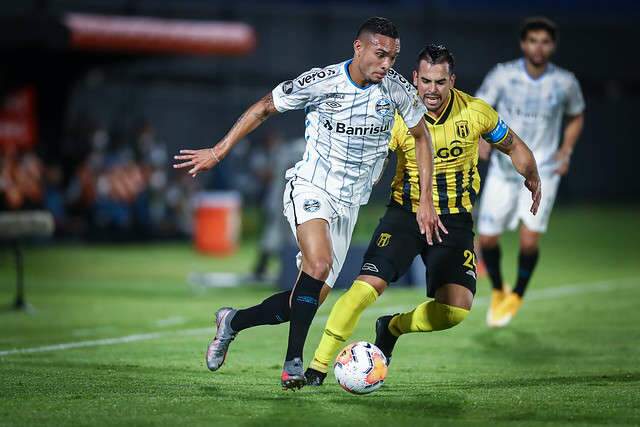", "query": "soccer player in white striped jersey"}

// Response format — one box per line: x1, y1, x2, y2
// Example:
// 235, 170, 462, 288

173, 17, 443, 389
476, 17, 585, 327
